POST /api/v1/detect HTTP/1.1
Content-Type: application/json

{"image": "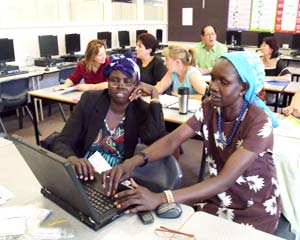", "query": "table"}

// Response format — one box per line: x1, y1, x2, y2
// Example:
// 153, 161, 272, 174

0, 137, 195, 240
174, 211, 283, 240
273, 116, 300, 240
29, 86, 194, 145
